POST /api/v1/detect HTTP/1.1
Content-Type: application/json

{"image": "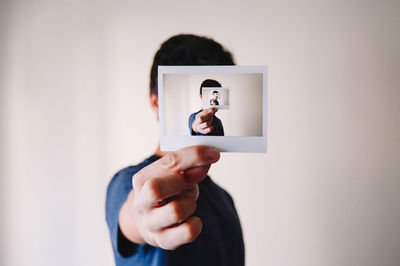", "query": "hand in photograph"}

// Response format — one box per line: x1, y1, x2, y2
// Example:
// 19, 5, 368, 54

191, 108, 218, 134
